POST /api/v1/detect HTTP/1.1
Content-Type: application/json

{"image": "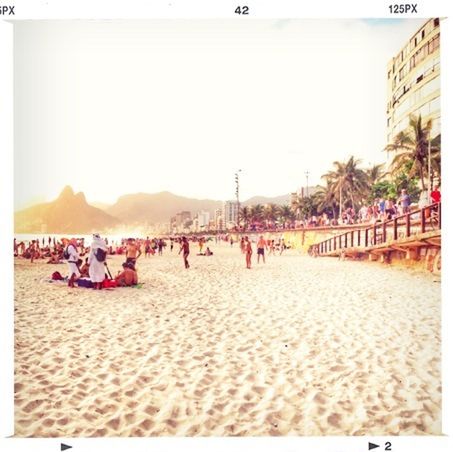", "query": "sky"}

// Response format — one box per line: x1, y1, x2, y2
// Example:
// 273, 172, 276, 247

14, 18, 427, 210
